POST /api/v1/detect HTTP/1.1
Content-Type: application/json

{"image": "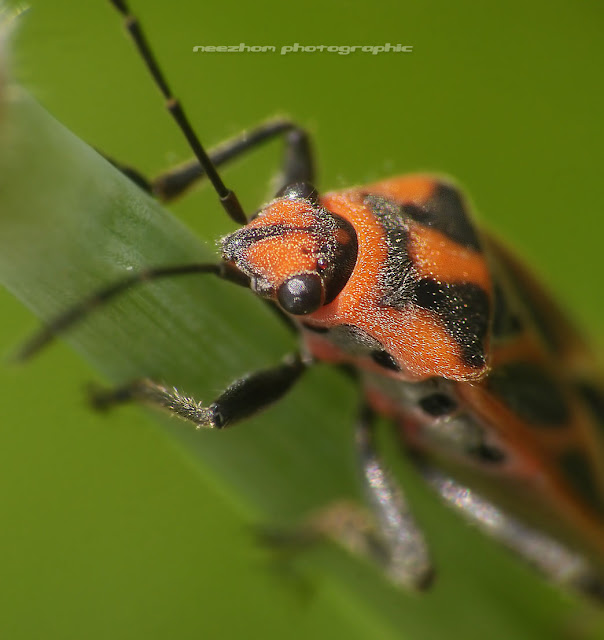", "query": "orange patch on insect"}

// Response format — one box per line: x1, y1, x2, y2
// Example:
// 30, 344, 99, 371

408, 223, 491, 290
316, 191, 390, 305
366, 175, 437, 206
241, 199, 324, 284
372, 306, 485, 380
248, 198, 317, 228
394, 307, 483, 379
245, 231, 318, 283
